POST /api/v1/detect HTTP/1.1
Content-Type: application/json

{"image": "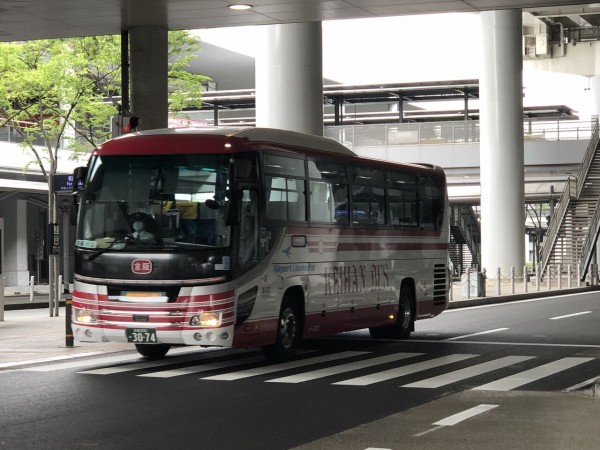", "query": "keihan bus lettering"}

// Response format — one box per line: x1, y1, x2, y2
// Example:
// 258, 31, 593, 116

71, 127, 449, 361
